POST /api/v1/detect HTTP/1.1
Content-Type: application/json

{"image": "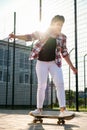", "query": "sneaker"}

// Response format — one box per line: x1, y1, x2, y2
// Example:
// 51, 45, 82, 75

59, 110, 75, 117
29, 109, 42, 116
